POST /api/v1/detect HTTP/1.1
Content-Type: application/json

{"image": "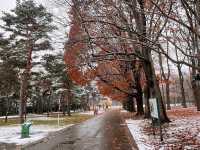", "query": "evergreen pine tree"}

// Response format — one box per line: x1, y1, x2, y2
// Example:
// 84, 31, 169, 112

42, 53, 73, 116
1, 0, 56, 123
0, 34, 19, 121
